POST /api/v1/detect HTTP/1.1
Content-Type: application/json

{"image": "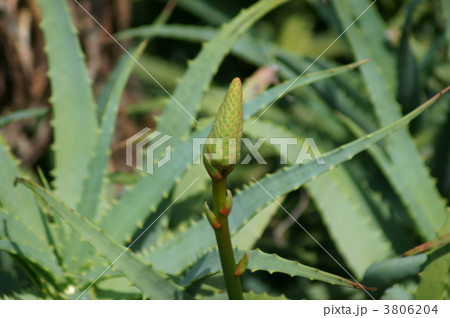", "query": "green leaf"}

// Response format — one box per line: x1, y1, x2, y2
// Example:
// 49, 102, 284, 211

363, 255, 428, 290
307, 168, 400, 278
15, 179, 182, 299
0, 238, 63, 280
415, 247, 450, 299
156, 0, 289, 141
0, 136, 46, 241
78, 42, 147, 221
181, 249, 371, 290
397, 2, 420, 111
0, 205, 63, 283
38, 0, 98, 209
0, 107, 48, 128
69, 42, 149, 279
334, 1, 447, 240
232, 200, 281, 250
0, 137, 62, 280
144, 88, 448, 275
